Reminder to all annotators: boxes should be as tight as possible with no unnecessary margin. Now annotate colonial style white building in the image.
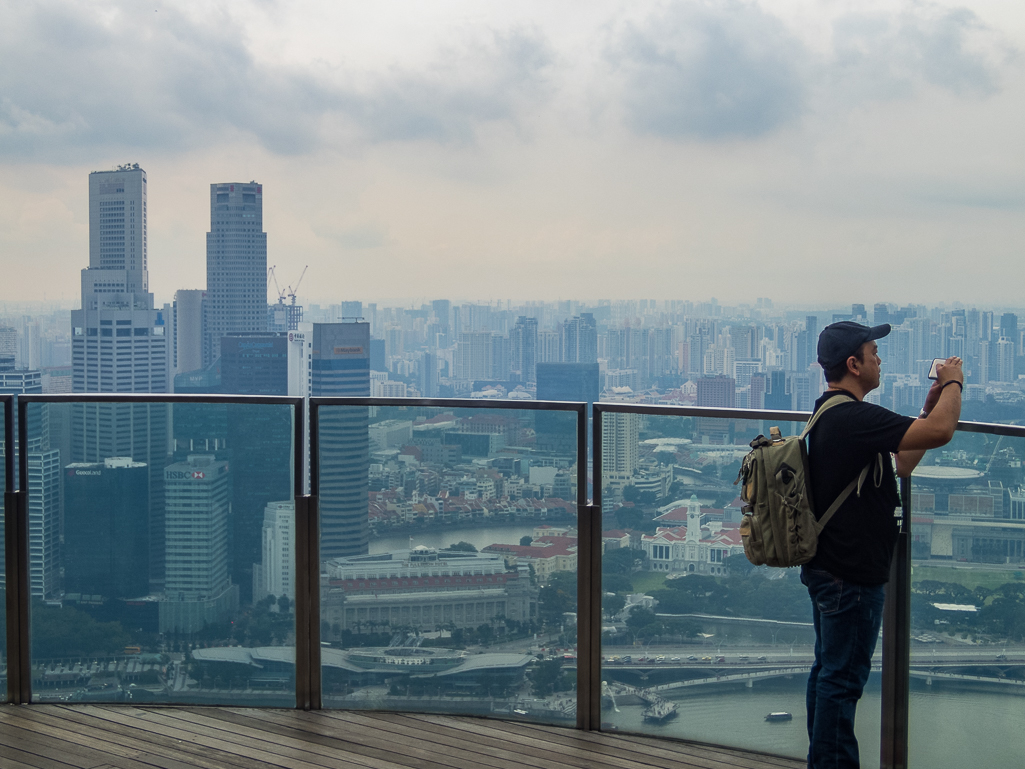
[640,495,744,576]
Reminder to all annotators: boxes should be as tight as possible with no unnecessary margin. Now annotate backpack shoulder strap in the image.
[814,465,871,533]
[799,393,854,440]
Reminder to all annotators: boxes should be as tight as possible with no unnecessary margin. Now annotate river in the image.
[605,677,1025,769]
[369,524,1025,767]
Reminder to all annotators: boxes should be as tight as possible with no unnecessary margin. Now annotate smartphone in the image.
[928,358,944,380]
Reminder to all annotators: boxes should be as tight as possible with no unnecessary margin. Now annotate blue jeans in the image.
[802,566,886,769]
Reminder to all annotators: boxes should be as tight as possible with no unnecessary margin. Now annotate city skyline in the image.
[1,1,1023,306]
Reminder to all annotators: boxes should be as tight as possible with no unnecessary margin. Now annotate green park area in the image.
[912,564,1025,592]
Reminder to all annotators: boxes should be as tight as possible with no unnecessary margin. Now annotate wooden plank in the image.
[321,710,642,769]
[123,707,406,769]
[68,709,354,769]
[0,719,121,769]
[0,740,83,769]
[166,707,478,769]
[391,712,803,769]
[232,708,612,769]
[6,706,260,769]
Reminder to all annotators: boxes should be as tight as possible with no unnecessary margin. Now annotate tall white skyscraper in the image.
[71,164,170,591]
[253,500,295,602]
[72,165,168,394]
[204,181,267,366]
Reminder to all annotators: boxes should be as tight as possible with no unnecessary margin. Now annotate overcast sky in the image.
[1,0,1022,308]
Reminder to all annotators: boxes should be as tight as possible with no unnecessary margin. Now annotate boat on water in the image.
[765,712,793,722]
[643,699,679,724]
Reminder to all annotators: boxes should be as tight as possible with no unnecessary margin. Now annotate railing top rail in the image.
[309,396,587,413]
[14,393,304,407]
[594,402,812,422]
[593,401,1025,439]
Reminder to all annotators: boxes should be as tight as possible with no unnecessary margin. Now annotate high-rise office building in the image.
[72,165,168,394]
[0,367,60,599]
[220,332,289,396]
[71,164,169,592]
[454,332,494,381]
[535,362,598,453]
[64,458,149,599]
[204,181,267,366]
[0,326,17,369]
[561,313,598,364]
[291,322,371,558]
[174,289,205,376]
[419,351,439,397]
[510,316,538,383]
[696,374,735,445]
[220,331,293,602]
[253,501,295,602]
[602,412,641,492]
[160,454,238,633]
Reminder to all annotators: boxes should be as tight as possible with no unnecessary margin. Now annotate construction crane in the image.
[268,265,286,304]
[286,265,307,306]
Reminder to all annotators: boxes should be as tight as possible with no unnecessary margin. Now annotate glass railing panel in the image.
[1,396,9,686]
[316,402,580,724]
[599,410,852,763]
[26,399,296,706]
[907,424,1025,769]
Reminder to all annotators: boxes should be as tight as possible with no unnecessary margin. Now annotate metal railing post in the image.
[575,406,604,730]
[5,489,28,704]
[880,476,913,769]
[294,494,321,710]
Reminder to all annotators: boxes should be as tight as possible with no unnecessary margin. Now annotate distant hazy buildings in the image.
[203,182,267,366]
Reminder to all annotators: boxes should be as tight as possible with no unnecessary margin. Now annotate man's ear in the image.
[847,355,860,377]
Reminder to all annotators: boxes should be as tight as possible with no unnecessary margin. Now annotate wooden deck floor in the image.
[0,705,806,769]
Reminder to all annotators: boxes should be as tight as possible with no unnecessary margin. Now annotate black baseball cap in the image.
[817,321,891,370]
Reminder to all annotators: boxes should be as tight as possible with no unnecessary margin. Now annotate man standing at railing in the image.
[804,321,963,769]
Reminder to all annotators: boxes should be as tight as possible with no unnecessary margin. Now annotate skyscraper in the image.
[510,316,538,383]
[160,454,238,633]
[292,322,371,558]
[64,458,149,598]
[561,313,598,364]
[72,165,168,394]
[71,164,170,591]
[0,367,60,599]
[204,181,268,366]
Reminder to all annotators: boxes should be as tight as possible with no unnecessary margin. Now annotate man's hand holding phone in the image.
[922,357,964,416]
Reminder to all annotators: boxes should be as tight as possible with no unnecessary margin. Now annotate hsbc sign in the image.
[166,469,209,481]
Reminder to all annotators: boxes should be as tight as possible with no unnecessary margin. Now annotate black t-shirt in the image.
[806,390,915,585]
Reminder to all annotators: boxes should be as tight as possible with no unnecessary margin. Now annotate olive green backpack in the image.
[736,395,877,567]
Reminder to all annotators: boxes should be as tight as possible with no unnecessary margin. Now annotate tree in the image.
[602,593,626,617]
[447,541,477,552]
[531,658,565,696]
[539,571,577,624]
[625,607,657,632]
[604,547,646,575]
[520,535,534,546]
[277,595,291,614]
